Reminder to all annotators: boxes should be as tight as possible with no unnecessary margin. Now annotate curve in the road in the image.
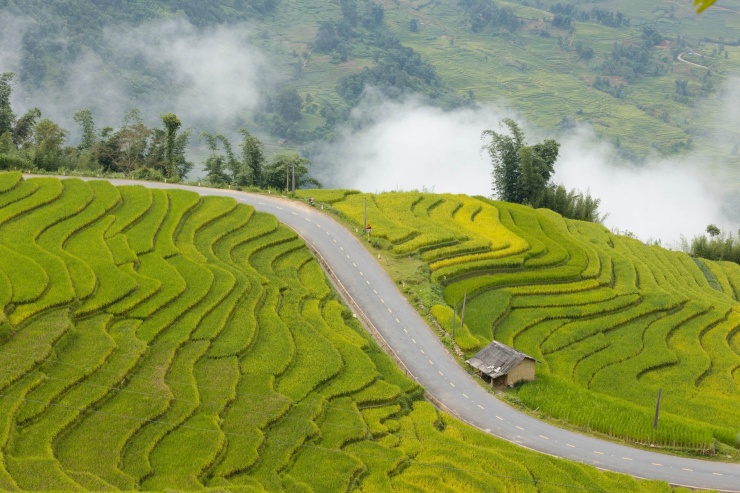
[51,177,740,492]
[677,52,709,70]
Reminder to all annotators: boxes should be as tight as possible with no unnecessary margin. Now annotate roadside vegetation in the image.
[0,73,317,189]
[304,187,740,454]
[0,172,683,492]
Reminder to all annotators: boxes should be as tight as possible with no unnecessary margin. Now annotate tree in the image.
[706,224,721,237]
[482,119,559,204]
[519,140,558,202]
[314,21,340,53]
[32,118,67,170]
[12,108,42,149]
[263,153,319,191]
[114,109,151,173]
[73,108,96,150]
[481,119,604,222]
[533,184,606,223]
[274,88,303,123]
[340,0,358,26]
[199,132,230,184]
[238,129,266,187]
[481,118,526,203]
[161,113,183,179]
[0,73,15,139]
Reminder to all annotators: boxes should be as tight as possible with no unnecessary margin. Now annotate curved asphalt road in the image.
[46,177,740,491]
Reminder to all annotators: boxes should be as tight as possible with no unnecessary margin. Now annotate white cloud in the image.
[110,18,272,124]
[315,92,740,246]
[2,15,272,134]
[313,95,516,195]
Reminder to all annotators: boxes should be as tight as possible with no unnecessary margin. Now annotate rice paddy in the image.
[0,173,679,491]
[309,189,740,451]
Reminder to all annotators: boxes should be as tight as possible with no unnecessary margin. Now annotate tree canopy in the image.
[482,119,605,223]
[482,118,559,204]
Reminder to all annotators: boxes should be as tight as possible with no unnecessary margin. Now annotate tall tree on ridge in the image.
[0,73,15,139]
[239,129,265,187]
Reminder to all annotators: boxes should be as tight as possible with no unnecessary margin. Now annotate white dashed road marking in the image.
[594,451,604,455]
[515,426,524,430]
[450,382,455,388]
[539,435,548,440]
[652,463,663,467]
[566,444,575,448]
[682,468,693,472]
[462,394,468,399]
[477,405,484,410]
[438,371,443,376]
[496,416,503,421]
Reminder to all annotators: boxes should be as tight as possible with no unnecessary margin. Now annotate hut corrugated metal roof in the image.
[466,340,535,379]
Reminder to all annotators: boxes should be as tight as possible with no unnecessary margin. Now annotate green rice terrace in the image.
[0,172,685,492]
[298,189,740,454]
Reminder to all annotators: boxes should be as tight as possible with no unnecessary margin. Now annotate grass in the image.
[317,188,740,452]
[0,174,701,491]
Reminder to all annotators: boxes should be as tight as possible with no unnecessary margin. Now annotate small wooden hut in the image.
[466,341,536,386]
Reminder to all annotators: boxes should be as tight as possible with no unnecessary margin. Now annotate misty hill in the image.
[0,172,677,492]
[2,0,739,163]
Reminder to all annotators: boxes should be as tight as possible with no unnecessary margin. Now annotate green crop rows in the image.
[318,190,740,451]
[0,173,677,492]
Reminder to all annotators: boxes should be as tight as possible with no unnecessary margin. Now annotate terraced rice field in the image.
[0,173,678,492]
[305,190,740,450]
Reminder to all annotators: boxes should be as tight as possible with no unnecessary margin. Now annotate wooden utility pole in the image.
[364,197,369,241]
[292,162,296,192]
[285,163,289,192]
[460,293,467,330]
[452,300,457,340]
[653,388,662,429]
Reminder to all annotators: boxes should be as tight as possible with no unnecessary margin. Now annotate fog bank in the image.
[2,15,272,135]
[314,92,740,247]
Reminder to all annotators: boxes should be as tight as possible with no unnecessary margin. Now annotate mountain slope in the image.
[304,188,740,451]
[0,172,679,492]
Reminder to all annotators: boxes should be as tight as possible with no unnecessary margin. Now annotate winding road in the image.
[50,177,740,491]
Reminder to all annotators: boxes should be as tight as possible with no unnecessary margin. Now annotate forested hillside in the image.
[2,0,739,171]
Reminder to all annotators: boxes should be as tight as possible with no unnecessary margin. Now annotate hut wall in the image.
[504,359,536,386]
